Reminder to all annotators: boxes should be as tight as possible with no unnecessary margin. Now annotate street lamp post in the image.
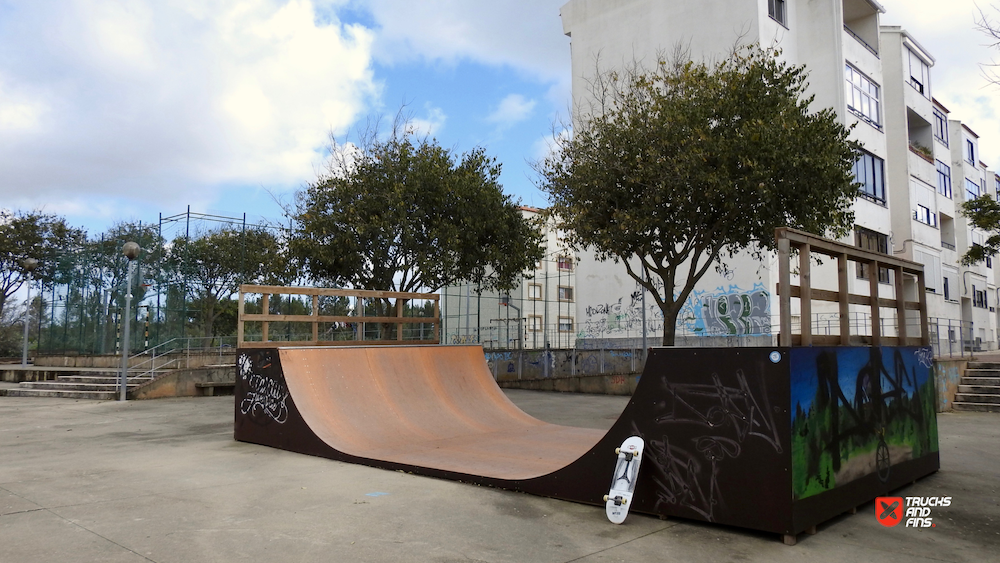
[119,242,141,401]
[21,258,38,366]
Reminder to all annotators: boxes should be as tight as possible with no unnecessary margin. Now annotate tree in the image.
[0,210,85,322]
[292,119,544,294]
[84,221,163,352]
[540,47,860,345]
[170,227,289,338]
[959,194,1000,265]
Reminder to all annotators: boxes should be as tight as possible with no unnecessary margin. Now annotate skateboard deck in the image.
[603,436,644,524]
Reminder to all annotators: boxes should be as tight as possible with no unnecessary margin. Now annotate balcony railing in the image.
[844,24,879,57]
[941,240,957,251]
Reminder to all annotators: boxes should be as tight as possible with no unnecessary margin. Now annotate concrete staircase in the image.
[4,372,158,400]
[954,362,1000,413]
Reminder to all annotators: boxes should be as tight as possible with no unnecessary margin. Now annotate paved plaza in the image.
[0,388,997,562]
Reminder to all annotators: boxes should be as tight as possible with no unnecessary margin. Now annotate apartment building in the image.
[440,208,578,349]
[558,0,907,347]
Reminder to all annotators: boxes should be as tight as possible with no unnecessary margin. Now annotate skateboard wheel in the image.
[615,448,621,454]
[603,495,609,502]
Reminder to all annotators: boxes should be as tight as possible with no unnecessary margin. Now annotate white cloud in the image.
[0,0,377,208]
[487,94,537,129]
[363,0,571,84]
[407,104,447,137]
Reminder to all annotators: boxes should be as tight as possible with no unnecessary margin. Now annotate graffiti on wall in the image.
[577,280,665,342]
[678,283,770,337]
[643,367,783,522]
[579,280,770,341]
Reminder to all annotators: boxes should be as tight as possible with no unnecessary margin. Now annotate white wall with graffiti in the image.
[574,251,776,348]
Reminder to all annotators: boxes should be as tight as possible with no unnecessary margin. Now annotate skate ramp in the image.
[235,345,940,537]
[276,345,604,480]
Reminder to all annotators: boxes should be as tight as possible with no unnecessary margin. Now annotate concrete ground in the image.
[0,390,997,563]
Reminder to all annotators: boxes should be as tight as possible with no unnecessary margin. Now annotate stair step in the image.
[960,377,1000,386]
[962,369,1000,377]
[966,362,1000,370]
[952,402,1000,413]
[958,385,1000,394]
[18,382,140,392]
[4,388,119,400]
[55,375,155,385]
[955,393,1000,404]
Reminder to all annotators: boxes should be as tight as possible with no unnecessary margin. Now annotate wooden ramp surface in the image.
[278,346,605,480]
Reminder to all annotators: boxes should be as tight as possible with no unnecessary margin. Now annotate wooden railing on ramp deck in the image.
[776,227,929,347]
[237,285,440,348]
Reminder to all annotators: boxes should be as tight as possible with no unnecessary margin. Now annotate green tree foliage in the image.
[540,47,860,345]
[0,210,85,321]
[292,120,544,295]
[959,194,1000,266]
[169,227,289,338]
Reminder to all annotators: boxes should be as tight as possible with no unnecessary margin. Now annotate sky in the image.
[0,0,998,239]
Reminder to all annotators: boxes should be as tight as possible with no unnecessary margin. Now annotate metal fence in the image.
[928,318,981,358]
[484,348,645,380]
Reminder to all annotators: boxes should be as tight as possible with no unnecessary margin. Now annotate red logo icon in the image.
[876,497,904,527]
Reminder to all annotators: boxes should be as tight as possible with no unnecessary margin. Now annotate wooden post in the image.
[312,294,319,344]
[778,235,791,347]
[869,262,880,346]
[262,293,270,343]
[894,266,907,343]
[434,299,440,343]
[237,289,246,347]
[800,244,812,346]
[397,299,404,341]
[838,254,850,345]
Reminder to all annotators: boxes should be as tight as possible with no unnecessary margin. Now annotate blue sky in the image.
[1,0,997,238]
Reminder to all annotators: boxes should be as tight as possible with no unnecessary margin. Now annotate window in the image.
[943,276,951,301]
[846,64,881,128]
[558,286,574,301]
[527,284,542,300]
[973,285,988,309]
[768,0,786,26]
[853,151,886,204]
[557,255,574,271]
[966,178,983,200]
[936,160,952,198]
[528,315,543,332]
[855,227,890,283]
[908,49,930,97]
[967,139,976,164]
[558,317,574,332]
[933,110,948,146]
[914,205,937,227]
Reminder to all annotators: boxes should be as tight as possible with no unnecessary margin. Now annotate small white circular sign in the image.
[769,351,782,364]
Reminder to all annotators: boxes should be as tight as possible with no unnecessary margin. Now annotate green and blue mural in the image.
[790,347,939,500]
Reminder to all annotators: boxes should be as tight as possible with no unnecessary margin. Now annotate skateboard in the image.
[603,436,644,524]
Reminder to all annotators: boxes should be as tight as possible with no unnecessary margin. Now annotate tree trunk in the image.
[659,302,684,346]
